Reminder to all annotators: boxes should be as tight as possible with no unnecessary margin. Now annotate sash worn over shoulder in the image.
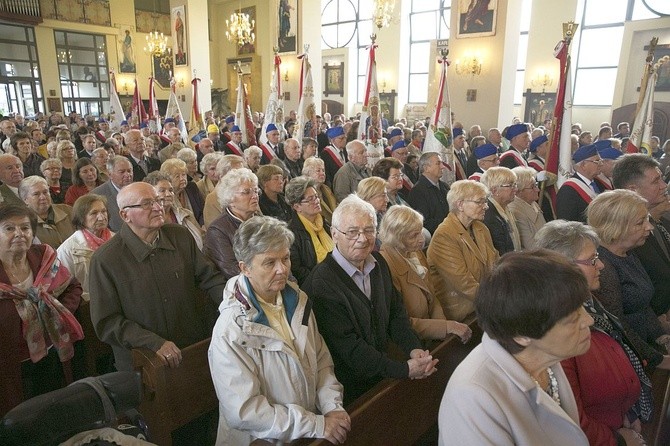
[468,172,482,182]
[562,177,597,203]
[226,141,243,156]
[260,143,277,161]
[500,149,528,167]
[528,158,545,172]
[594,173,613,191]
[323,145,344,168]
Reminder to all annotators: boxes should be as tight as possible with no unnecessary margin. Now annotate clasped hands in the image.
[407,348,439,380]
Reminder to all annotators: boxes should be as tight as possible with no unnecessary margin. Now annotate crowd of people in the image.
[1,108,670,445]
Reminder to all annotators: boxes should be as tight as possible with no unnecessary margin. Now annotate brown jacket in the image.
[380,246,449,341]
[427,212,499,322]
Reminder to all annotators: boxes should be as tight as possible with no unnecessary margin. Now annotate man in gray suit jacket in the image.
[0,154,25,205]
[91,156,134,232]
[332,140,370,202]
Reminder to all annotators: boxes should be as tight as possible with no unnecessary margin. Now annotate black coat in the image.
[483,200,515,255]
[126,155,161,182]
[634,217,670,315]
[302,252,422,405]
[556,174,595,223]
[288,216,329,285]
[407,175,449,235]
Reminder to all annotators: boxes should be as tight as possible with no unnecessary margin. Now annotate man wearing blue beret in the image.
[468,143,499,182]
[556,143,603,223]
[500,123,530,169]
[321,126,348,187]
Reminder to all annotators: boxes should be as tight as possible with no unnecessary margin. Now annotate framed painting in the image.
[237,7,256,56]
[324,62,344,96]
[153,53,173,89]
[277,0,298,54]
[172,5,187,66]
[118,26,136,73]
[523,90,556,127]
[648,44,670,92]
[457,0,497,38]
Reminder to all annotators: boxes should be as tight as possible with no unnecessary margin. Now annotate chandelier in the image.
[226,11,255,47]
[144,31,170,57]
[372,0,395,30]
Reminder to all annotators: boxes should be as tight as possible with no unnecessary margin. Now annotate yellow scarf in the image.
[298,213,334,263]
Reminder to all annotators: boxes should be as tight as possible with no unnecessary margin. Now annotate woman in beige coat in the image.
[379,205,472,343]
[427,180,499,322]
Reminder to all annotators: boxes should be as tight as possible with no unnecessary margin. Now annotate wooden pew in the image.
[642,368,670,446]
[77,300,113,377]
[132,338,217,446]
[291,314,482,446]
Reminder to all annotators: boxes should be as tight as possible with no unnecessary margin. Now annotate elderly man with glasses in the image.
[89,182,226,372]
[302,195,437,405]
[556,143,604,223]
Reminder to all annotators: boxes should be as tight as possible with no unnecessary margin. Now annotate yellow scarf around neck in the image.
[298,213,334,263]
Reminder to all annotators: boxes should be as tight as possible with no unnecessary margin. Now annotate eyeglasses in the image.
[388,174,402,180]
[522,182,540,190]
[122,198,165,210]
[583,158,604,165]
[499,183,518,189]
[236,188,261,196]
[464,196,490,206]
[334,226,377,240]
[574,252,599,266]
[300,194,320,204]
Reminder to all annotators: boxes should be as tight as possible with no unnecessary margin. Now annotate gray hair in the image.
[19,175,48,200]
[244,145,262,158]
[107,155,131,173]
[345,139,365,158]
[511,166,537,189]
[216,154,245,178]
[176,147,197,163]
[143,171,172,186]
[92,147,108,158]
[447,180,489,210]
[40,158,62,173]
[332,194,377,229]
[534,220,600,259]
[379,205,423,250]
[200,152,223,174]
[481,166,516,190]
[284,176,317,206]
[302,157,325,176]
[216,167,258,208]
[418,152,439,174]
[233,216,295,265]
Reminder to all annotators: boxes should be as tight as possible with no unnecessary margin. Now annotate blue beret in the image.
[326,126,345,139]
[593,139,612,151]
[266,123,278,133]
[507,123,529,140]
[391,140,406,152]
[453,127,464,138]
[231,125,241,132]
[120,120,128,126]
[98,117,107,123]
[474,143,498,159]
[529,135,548,153]
[139,122,148,128]
[572,143,599,163]
[225,115,235,124]
[164,117,175,124]
[599,147,623,160]
[388,128,403,138]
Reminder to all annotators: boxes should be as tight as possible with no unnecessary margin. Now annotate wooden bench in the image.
[642,368,670,446]
[291,314,482,446]
[132,338,217,446]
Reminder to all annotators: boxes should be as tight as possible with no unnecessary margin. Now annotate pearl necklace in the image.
[532,367,561,407]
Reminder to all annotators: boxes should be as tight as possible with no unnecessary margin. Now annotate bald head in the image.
[117,182,165,236]
[117,181,155,209]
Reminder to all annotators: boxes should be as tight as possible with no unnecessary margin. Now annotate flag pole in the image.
[634,37,658,120]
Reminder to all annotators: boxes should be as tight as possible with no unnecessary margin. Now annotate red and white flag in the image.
[627,70,657,155]
[295,49,316,140]
[165,77,189,145]
[108,70,125,132]
[130,78,147,128]
[148,77,161,135]
[260,53,284,144]
[359,40,381,144]
[547,39,574,189]
[424,53,453,154]
[235,71,257,147]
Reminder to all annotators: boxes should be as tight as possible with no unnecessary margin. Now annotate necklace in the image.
[4,261,30,283]
[532,367,561,407]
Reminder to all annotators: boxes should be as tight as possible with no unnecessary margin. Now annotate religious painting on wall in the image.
[277,0,298,54]
[523,90,556,127]
[118,26,136,73]
[172,5,187,66]
[324,62,344,96]
[237,7,257,56]
[650,44,670,92]
[457,0,497,38]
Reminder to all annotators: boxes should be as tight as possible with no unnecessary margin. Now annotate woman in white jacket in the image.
[208,216,350,445]
[57,194,113,301]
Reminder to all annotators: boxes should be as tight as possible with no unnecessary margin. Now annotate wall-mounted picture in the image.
[237,6,256,56]
[650,44,670,91]
[154,53,174,89]
[118,27,136,73]
[277,0,298,54]
[457,0,497,38]
[324,62,344,96]
[523,90,556,127]
[172,5,187,66]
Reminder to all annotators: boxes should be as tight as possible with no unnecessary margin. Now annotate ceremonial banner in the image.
[295,49,316,140]
[108,70,125,132]
[189,76,204,141]
[130,78,147,128]
[235,71,258,147]
[627,70,657,155]
[165,78,189,145]
[260,53,284,144]
[148,77,162,135]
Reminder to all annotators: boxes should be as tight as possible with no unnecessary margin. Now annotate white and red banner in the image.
[295,49,316,140]
[108,70,125,132]
[359,40,381,144]
[148,77,161,135]
[235,71,257,147]
[627,70,657,155]
[547,38,574,189]
[260,53,284,144]
[189,76,204,141]
[165,78,189,145]
[130,78,147,129]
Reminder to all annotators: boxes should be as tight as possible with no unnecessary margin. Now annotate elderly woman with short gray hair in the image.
[203,154,246,227]
[285,176,333,285]
[508,166,546,249]
[40,158,67,204]
[481,166,521,255]
[208,216,349,445]
[197,152,224,199]
[303,157,337,226]
[19,176,74,249]
[161,158,205,225]
[203,168,260,280]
